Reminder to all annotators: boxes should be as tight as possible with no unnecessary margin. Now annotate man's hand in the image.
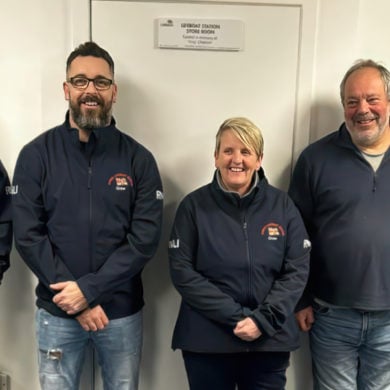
[295,306,314,331]
[76,305,109,332]
[50,281,88,315]
[233,317,262,341]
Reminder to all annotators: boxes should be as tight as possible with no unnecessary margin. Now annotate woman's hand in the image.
[233,317,262,341]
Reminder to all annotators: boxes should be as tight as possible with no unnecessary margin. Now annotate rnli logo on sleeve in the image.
[5,185,18,195]
[169,239,180,249]
[261,223,285,241]
[156,190,164,200]
[108,173,134,191]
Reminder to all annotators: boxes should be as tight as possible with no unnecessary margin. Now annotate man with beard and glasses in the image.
[289,59,390,390]
[12,41,163,390]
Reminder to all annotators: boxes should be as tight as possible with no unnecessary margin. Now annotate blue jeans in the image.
[182,350,290,390]
[310,302,390,390]
[36,308,142,390]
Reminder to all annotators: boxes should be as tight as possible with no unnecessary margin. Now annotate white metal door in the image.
[92,0,301,191]
[90,1,315,389]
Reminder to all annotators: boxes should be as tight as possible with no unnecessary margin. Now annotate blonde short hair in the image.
[215,117,264,158]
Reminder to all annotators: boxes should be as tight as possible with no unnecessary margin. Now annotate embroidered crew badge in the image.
[261,222,285,241]
[108,173,133,191]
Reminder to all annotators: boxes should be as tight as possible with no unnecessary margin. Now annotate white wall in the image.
[0,1,78,388]
[1,0,390,389]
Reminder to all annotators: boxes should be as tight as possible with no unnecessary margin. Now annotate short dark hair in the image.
[66,41,115,76]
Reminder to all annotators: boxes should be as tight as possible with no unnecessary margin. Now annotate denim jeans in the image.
[310,302,390,390]
[182,350,290,390]
[36,308,143,390]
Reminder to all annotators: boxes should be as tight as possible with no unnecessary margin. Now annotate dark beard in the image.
[70,95,112,130]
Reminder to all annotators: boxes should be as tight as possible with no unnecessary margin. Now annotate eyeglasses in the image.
[68,76,113,91]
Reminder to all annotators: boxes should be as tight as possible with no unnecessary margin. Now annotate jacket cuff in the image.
[295,291,313,312]
[249,310,276,338]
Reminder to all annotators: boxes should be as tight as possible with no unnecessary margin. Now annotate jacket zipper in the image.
[243,216,253,352]
[243,217,252,304]
[88,161,93,270]
[356,148,379,192]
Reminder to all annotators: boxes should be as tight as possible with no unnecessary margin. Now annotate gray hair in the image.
[340,59,390,104]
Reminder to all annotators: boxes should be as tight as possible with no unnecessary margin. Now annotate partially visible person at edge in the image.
[0,160,12,285]
[169,117,311,390]
[289,59,390,390]
[12,41,163,390]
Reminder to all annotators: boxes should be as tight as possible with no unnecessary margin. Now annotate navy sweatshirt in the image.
[289,123,390,310]
[13,114,163,318]
[169,169,310,353]
[0,160,12,280]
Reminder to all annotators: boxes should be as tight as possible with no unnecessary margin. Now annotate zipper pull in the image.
[88,166,92,189]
